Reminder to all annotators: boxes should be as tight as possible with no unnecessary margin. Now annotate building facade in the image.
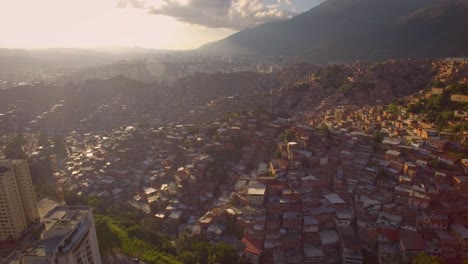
[22,206,102,264]
[0,159,39,241]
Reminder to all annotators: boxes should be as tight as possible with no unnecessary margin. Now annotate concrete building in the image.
[21,206,102,264]
[303,245,325,264]
[248,187,266,206]
[334,209,354,228]
[0,159,39,241]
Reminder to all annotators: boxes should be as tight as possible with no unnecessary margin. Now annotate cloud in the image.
[119,0,296,30]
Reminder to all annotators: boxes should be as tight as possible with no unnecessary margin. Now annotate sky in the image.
[0,0,325,50]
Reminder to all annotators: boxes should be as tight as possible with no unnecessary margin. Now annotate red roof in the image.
[242,237,263,256]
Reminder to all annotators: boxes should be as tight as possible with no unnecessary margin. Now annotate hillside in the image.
[3,59,467,133]
[200,0,468,62]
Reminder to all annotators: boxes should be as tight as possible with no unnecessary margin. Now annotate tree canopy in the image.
[412,252,441,264]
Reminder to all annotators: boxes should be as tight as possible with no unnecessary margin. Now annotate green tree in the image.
[38,133,50,147]
[95,216,122,253]
[52,135,67,158]
[62,190,79,204]
[226,217,244,239]
[95,216,181,264]
[373,131,384,144]
[230,194,241,206]
[174,234,243,264]
[29,155,54,185]
[318,65,343,89]
[280,130,296,142]
[274,149,282,159]
[386,104,399,114]
[126,225,146,240]
[4,135,27,159]
[231,135,250,148]
[412,252,441,264]
[288,82,309,92]
[187,125,200,135]
[318,124,331,140]
[376,168,393,182]
[178,251,197,264]
[209,243,240,264]
[34,184,59,199]
[430,80,445,88]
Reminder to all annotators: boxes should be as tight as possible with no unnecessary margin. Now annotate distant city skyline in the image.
[0,0,325,50]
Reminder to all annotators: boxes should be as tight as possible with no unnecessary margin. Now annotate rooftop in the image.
[242,237,262,256]
[24,206,94,258]
[169,210,183,220]
[303,215,319,225]
[319,230,339,245]
[37,196,61,219]
[304,245,325,258]
[386,150,401,156]
[324,193,346,205]
[248,188,266,196]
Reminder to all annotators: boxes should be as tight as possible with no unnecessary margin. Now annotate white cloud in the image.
[120,0,296,30]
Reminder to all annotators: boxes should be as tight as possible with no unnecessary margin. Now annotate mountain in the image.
[199,0,468,62]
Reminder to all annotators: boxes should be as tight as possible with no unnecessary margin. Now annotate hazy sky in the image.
[0,0,324,50]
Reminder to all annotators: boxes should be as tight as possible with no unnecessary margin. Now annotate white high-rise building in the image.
[22,206,102,264]
[0,159,39,241]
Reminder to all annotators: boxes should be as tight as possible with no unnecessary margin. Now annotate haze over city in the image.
[0,1,468,264]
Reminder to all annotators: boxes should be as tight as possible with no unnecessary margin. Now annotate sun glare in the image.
[0,0,234,49]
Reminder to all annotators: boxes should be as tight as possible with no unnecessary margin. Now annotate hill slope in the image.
[200,0,468,62]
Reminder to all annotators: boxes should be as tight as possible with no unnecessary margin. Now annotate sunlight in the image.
[0,0,234,49]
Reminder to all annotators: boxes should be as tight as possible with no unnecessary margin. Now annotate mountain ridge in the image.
[199,0,468,62]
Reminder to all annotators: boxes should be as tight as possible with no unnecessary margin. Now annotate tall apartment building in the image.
[21,206,102,264]
[0,159,39,241]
